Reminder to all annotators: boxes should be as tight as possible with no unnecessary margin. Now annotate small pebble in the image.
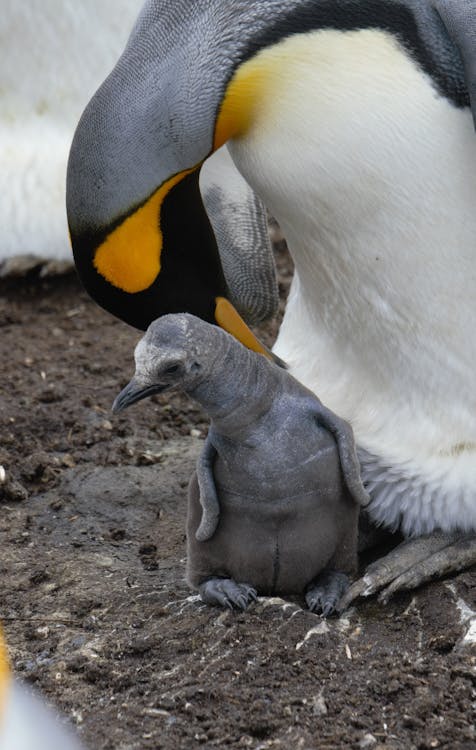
[94,555,114,568]
[0,471,29,502]
[359,734,377,749]
[311,692,328,717]
[142,708,170,718]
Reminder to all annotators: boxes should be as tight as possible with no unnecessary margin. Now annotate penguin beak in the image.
[112,378,167,413]
[214,297,286,367]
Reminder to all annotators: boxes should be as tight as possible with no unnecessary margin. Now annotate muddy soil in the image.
[0,251,475,750]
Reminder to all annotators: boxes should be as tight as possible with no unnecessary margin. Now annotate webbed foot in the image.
[339,532,476,610]
[306,570,350,617]
[199,578,258,611]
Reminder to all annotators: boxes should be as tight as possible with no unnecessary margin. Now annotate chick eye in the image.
[163,364,180,375]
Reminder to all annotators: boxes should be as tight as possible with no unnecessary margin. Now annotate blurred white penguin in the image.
[0,0,142,274]
[0,627,84,750]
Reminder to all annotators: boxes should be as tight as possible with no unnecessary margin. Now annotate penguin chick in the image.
[113,313,369,615]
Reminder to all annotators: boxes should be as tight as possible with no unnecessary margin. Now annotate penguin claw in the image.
[199,578,257,611]
[338,533,476,610]
[306,571,350,617]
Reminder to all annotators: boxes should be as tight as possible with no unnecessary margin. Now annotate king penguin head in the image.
[66,0,285,355]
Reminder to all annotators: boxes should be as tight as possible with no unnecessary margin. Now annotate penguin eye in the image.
[163,363,181,375]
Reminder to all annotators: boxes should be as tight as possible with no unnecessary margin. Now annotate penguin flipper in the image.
[311,403,370,507]
[200,146,279,326]
[195,434,220,541]
[433,0,476,127]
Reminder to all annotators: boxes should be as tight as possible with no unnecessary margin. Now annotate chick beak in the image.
[112,378,166,413]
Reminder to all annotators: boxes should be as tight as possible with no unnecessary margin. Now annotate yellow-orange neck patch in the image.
[94,168,196,294]
[214,68,261,150]
[0,626,10,724]
[213,40,297,150]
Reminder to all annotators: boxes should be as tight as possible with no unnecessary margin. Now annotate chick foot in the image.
[339,532,476,610]
[306,570,350,617]
[199,578,258,610]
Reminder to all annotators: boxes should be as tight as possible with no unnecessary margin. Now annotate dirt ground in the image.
[0,250,475,750]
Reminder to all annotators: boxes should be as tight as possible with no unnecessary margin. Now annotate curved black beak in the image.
[112,379,167,413]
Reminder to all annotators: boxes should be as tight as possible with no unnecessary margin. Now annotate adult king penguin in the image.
[67,0,476,605]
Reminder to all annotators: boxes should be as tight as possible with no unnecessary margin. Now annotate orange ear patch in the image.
[94,168,196,293]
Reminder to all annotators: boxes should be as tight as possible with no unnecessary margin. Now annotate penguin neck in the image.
[188,341,280,438]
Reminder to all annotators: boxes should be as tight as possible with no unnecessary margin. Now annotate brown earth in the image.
[0,250,475,750]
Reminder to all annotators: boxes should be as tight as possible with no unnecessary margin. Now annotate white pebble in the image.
[359,733,377,749]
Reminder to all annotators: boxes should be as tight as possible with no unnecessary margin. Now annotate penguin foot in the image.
[199,578,258,611]
[305,570,350,617]
[0,255,73,278]
[338,532,476,610]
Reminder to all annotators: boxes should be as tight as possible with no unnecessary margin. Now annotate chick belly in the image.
[189,487,339,595]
